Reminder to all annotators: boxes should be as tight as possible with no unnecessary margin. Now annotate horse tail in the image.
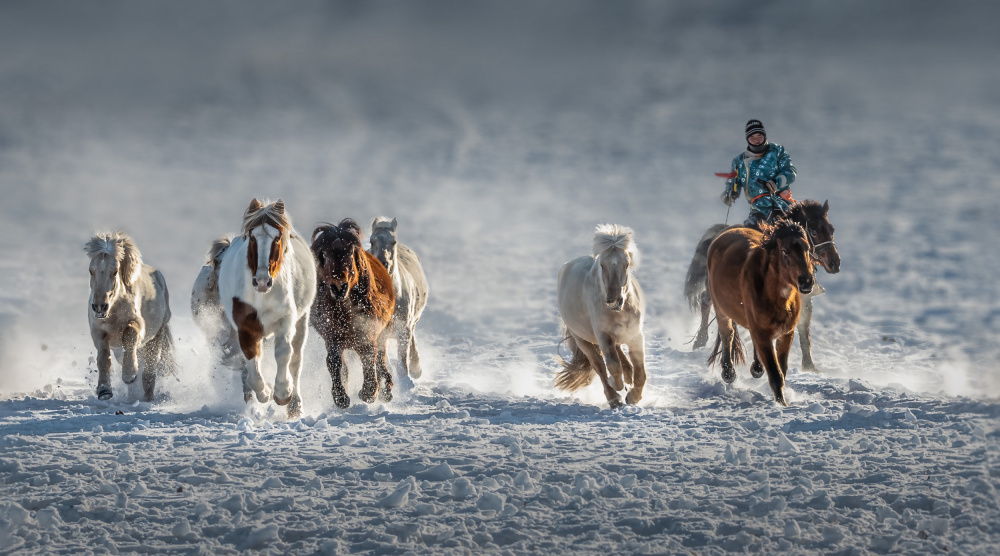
[706,327,746,368]
[208,236,233,269]
[555,332,595,392]
[685,224,727,313]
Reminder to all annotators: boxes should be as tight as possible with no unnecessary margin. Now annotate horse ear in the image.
[273,199,285,214]
[823,200,829,214]
[390,217,397,232]
[247,198,262,214]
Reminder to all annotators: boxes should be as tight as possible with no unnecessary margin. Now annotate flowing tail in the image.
[707,326,745,369]
[684,224,728,312]
[555,333,595,391]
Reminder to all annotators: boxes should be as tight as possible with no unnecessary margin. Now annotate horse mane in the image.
[84,231,143,289]
[312,219,363,250]
[242,199,292,238]
[787,199,825,225]
[371,216,396,233]
[593,224,640,268]
[760,220,807,250]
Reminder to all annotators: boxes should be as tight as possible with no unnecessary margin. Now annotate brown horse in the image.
[686,199,840,370]
[311,219,396,408]
[707,220,815,406]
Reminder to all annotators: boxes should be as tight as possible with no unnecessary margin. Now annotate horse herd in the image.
[85,197,839,415]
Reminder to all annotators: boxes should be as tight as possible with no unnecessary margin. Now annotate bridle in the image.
[803,220,836,264]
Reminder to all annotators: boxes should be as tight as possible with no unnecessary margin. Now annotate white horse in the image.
[208,199,316,419]
[369,217,429,379]
[555,224,647,409]
[85,231,174,401]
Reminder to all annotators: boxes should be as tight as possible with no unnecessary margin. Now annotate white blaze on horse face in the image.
[90,253,120,318]
[599,250,630,310]
[249,224,281,294]
[370,229,397,274]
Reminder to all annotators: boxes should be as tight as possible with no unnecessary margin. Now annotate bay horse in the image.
[369,217,429,380]
[85,231,174,401]
[213,199,316,419]
[706,220,815,406]
[685,199,840,370]
[555,224,647,409]
[311,219,396,408]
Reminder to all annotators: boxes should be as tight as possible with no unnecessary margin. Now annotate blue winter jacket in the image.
[724,143,797,216]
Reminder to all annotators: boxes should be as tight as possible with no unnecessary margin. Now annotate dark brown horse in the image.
[707,221,815,406]
[686,199,840,370]
[311,219,396,408]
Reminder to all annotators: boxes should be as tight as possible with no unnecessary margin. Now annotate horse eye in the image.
[810,230,817,236]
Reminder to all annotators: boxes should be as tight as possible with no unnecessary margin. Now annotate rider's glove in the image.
[756,179,777,193]
[721,192,734,206]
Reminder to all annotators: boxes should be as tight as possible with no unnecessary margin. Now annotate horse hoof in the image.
[273,394,292,406]
[750,361,764,378]
[407,365,422,379]
[721,365,736,384]
[97,386,113,401]
[607,396,624,410]
[333,393,351,409]
[693,335,708,351]
[122,372,138,385]
[625,390,642,405]
[287,398,302,419]
[359,387,377,404]
[379,388,393,403]
[255,388,272,404]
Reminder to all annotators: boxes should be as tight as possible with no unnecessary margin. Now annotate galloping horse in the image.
[555,224,647,409]
[686,199,840,370]
[212,199,316,419]
[706,221,815,406]
[85,231,174,401]
[369,217,429,380]
[311,219,396,408]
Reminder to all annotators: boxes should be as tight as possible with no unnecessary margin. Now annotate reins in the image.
[803,220,836,263]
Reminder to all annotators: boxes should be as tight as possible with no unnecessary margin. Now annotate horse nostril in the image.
[266,278,273,288]
[252,277,258,287]
[92,304,98,312]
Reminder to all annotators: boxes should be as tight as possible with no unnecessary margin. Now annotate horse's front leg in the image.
[395,320,413,379]
[272,327,294,408]
[283,314,309,419]
[120,321,143,385]
[715,314,738,384]
[615,345,634,387]
[797,294,817,372]
[326,344,350,409]
[776,330,795,379]
[94,331,114,400]
[575,336,622,409]
[751,330,786,407]
[357,339,380,404]
[237,325,270,404]
[624,334,647,406]
[598,334,625,392]
[693,291,712,350]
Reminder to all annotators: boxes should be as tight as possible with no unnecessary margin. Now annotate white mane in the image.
[371,216,395,232]
[84,230,142,286]
[593,224,639,268]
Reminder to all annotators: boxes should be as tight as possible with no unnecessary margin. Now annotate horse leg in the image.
[598,334,625,392]
[776,331,794,380]
[326,345,350,409]
[750,351,764,378]
[798,294,818,372]
[95,332,114,400]
[284,315,308,419]
[357,340,380,404]
[576,336,622,409]
[272,329,295,407]
[751,330,787,407]
[615,345,634,387]
[377,328,394,403]
[396,321,412,379]
[624,334,647,405]
[121,321,142,385]
[716,316,738,384]
[138,334,159,402]
[245,356,271,404]
[407,326,423,379]
[693,291,712,350]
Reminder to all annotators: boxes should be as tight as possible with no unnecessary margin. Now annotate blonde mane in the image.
[84,230,143,288]
[593,224,640,268]
[242,199,292,238]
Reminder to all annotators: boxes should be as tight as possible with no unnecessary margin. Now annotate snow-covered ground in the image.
[2,1,999,553]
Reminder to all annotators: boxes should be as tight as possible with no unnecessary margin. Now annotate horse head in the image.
[788,200,840,274]
[242,198,290,294]
[593,224,639,311]
[85,231,142,319]
[765,220,815,295]
[313,219,365,301]
[369,217,398,275]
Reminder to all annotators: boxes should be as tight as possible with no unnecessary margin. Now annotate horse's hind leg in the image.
[751,330,787,407]
[750,351,764,378]
[395,322,413,379]
[598,334,626,392]
[798,295,817,372]
[377,328,394,402]
[776,331,794,380]
[624,334,647,406]
[693,291,712,350]
[577,336,622,409]
[615,345,633,387]
[715,316,738,384]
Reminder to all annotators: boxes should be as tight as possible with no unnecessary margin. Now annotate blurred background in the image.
[1,1,998,403]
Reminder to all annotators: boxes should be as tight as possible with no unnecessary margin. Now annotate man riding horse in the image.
[721,119,797,228]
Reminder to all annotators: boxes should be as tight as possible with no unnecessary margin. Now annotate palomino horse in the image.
[707,221,815,406]
[85,231,174,401]
[212,199,316,419]
[555,224,647,409]
[369,217,429,380]
[686,199,840,370]
[311,219,396,408]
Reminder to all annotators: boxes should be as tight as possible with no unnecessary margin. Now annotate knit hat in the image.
[745,119,766,141]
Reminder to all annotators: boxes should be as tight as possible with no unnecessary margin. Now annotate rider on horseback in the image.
[721,119,797,228]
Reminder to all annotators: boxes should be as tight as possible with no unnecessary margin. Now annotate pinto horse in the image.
[85,231,174,401]
[707,221,815,406]
[212,199,316,419]
[311,219,396,408]
[555,224,647,409]
[686,199,840,370]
